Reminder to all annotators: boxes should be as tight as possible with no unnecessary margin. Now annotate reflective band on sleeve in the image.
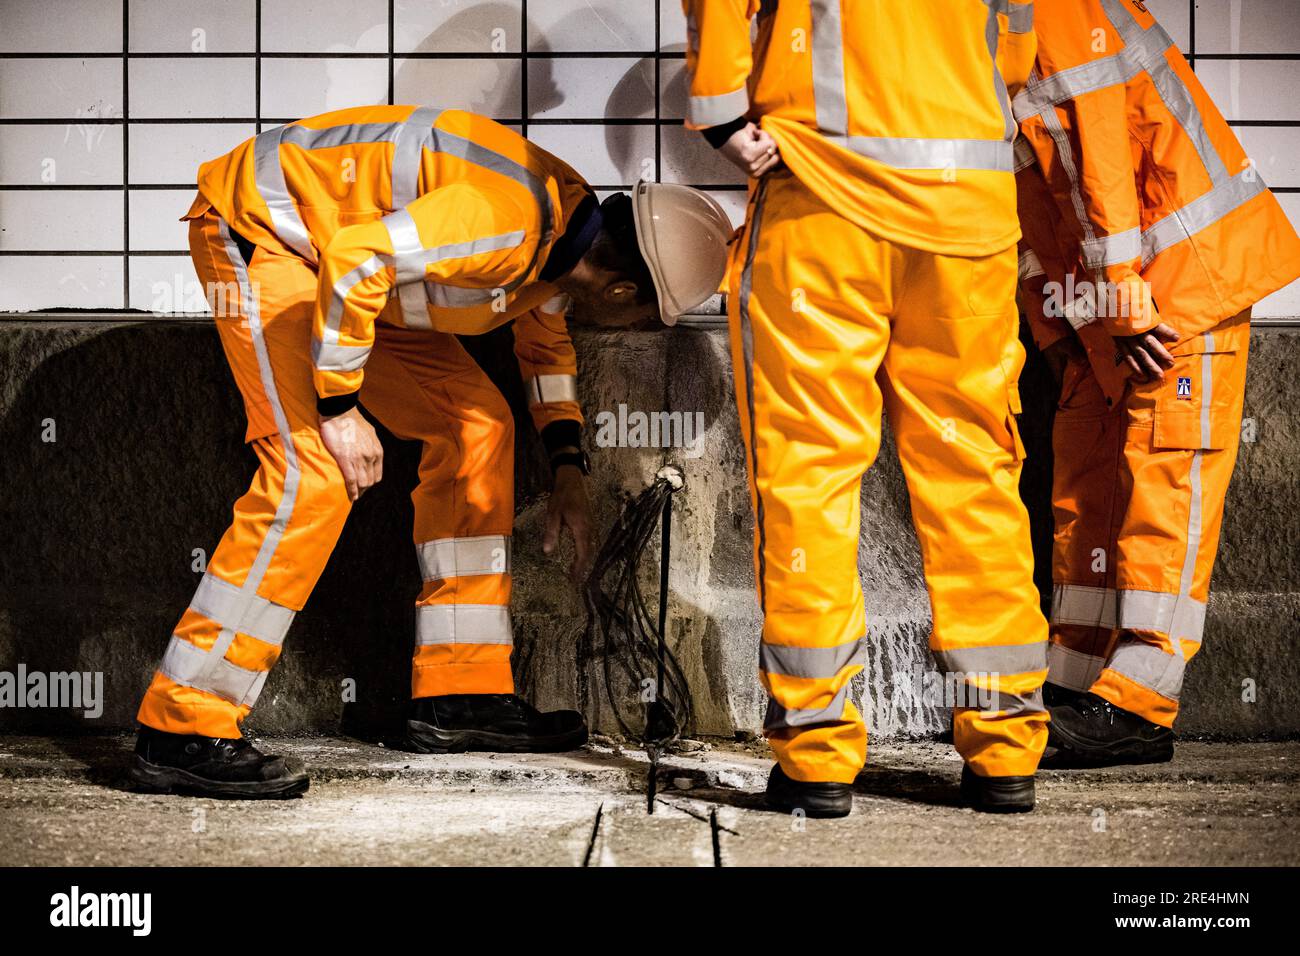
[416,535,511,582]
[975,687,1046,717]
[933,642,1047,677]
[383,207,434,330]
[1013,135,1036,172]
[1105,641,1186,700]
[525,374,578,406]
[323,253,390,346]
[1141,170,1267,267]
[312,339,372,372]
[763,682,851,731]
[838,135,1013,172]
[1118,590,1206,643]
[1062,290,1098,330]
[1080,227,1141,270]
[159,635,270,708]
[759,637,865,681]
[541,293,571,316]
[253,125,318,264]
[189,572,296,647]
[687,86,750,128]
[1019,249,1044,281]
[415,604,513,646]
[1047,642,1107,692]
[1052,583,1117,628]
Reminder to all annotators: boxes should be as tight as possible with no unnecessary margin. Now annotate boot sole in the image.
[403,719,589,754]
[764,792,852,819]
[128,756,309,800]
[1047,720,1174,767]
[960,773,1035,813]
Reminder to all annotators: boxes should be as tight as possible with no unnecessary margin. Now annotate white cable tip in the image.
[656,464,685,490]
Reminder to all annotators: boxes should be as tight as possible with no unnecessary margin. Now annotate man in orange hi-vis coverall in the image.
[1014,0,1300,765]
[129,106,731,798]
[685,0,1048,816]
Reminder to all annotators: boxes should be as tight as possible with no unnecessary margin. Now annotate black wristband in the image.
[317,392,360,417]
[702,116,747,149]
[550,450,590,476]
[540,419,583,458]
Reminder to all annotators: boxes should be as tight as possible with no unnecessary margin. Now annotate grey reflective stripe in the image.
[1006,1,1033,33]
[190,572,296,647]
[933,642,1048,676]
[425,282,498,309]
[1098,0,1228,184]
[322,253,389,346]
[687,86,749,128]
[280,121,404,152]
[525,374,577,406]
[390,106,443,209]
[738,180,770,613]
[983,0,1017,146]
[809,0,849,137]
[1141,170,1267,267]
[1012,24,1171,120]
[1106,641,1185,699]
[1052,583,1117,628]
[1117,589,1207,643]
[764,682,851,732]
[1036,91,1097,245]
[312,339,371,372]
[759,638,865,680]
[1080,226,1141,270]
[253,125,317,264]
[161,219,304,705]
[977,688,1046,717]
[415,604,513,646]
[159,635,269,708]
[1019,249,1044,281]
[1062,289,1098,330]
[416,535,511,582]
[835,135,1013,172]
[1013,135,1036,172]
[417,230,527,318]
[384,207,433,330]
[1047,642,1106,692]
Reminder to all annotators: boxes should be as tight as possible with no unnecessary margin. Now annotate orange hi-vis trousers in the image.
[1049,309,1251,727]
[728,172,1049,784]
[136,208,516,739]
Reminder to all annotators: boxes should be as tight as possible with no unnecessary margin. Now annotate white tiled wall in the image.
[0,0,1297,315]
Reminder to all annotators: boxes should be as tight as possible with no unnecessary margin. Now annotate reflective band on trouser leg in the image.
[136,213,351,737]
[728,175,875,785]
[356,323,519,698]
[882,242,1048,777]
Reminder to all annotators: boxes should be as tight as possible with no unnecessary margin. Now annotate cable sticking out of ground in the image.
[584,465,689,815]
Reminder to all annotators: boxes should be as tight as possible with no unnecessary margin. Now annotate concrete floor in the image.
[1,734,1296,866]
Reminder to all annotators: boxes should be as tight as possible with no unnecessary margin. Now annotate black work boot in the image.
[129,726,309,799]
[1042,681,1087,709]
[404,694,588,754]
[960,765,1035,813]
[764,763,853,819]
[1046,692,1174,766]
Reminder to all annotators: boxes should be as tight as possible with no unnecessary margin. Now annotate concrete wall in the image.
[2,318,1296,739]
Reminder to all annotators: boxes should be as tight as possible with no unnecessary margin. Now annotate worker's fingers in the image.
[569,517,592,584]
[1134,346,1165,381]
[1121,349,1146,382]
[542,502,563,555]
[751,152,781,177]
[1142,333,1176,369]
[1151,322,1181,343]
[337,456,360,502]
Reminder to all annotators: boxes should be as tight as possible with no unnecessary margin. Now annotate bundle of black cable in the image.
[583,466,689,811]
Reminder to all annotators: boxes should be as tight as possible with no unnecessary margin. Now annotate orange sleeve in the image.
[682,0,758,131]
[312,183,539,407]
[513,294,583,434]
[1016,0,1159,337]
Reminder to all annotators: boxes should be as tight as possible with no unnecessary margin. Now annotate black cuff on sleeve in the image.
[541,419,583,458]
[317,392,360,418]
[702,117,747,149]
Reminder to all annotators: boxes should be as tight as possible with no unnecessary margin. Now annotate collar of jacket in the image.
[540,192,602,282]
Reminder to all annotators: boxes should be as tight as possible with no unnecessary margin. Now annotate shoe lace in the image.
[1080,696,1118,724]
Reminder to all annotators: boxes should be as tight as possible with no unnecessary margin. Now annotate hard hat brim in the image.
[632,181,680,327]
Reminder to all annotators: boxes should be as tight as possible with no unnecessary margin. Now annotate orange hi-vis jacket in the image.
[189,105,591,430]
[1015,0,1300,339]
[682,0,1037,256]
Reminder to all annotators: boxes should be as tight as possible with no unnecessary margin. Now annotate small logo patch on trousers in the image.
[1177,376,1193,399]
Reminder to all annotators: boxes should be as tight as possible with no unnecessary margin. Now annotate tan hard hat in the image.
[631,181,733,326]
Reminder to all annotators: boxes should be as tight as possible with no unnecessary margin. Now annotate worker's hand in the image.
[1115,323,1179,383]
[719,122,782,178]
[319,405,383,501]
[543,465,593,585]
